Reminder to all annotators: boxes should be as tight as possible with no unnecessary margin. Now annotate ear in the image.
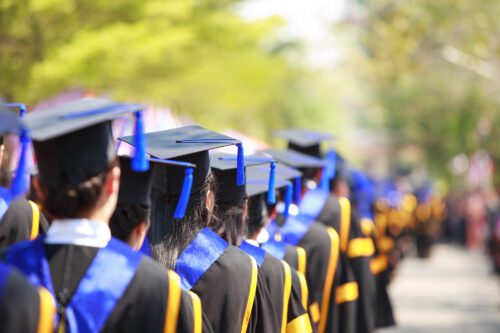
[105,166,121,196]
[205,189,214,213]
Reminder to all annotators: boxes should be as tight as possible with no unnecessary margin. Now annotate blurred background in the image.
[1,0,500,331]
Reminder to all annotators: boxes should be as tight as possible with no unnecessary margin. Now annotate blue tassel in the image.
[283,183,293,219]
[10,129,29,197]
[236,143,245,185]
[267,162,276,204]
[174,167,194,219]
[320,150,336,192]
[132,111,149,172]
[294,176,302,204]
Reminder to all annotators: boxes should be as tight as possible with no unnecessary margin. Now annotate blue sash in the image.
[139,236,152,257]
[260,237,287,260]
[280,215,315,246]
[175,227,228,290]
[7,237,143,333]
[298,189,329,220]
[239,240,266,267]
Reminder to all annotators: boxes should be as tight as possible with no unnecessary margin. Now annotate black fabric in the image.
[43,242,207,333]
[348,212,376,333]
[0,198,49,250]
[260,254,308,328]
[282,244,301,272]
[334,254,357,333]
[289,267,313,330]
[296,222,338,333]
[212,168,246,209]
[288,142,322,158]
[0,265,40,333]
[191,245,279,333]
[118,156,154,205]
[33,122,115,187]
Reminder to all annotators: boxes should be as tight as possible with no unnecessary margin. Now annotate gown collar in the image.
[45,219,111,248]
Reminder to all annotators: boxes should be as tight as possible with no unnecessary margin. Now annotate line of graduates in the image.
[0,98,404,333]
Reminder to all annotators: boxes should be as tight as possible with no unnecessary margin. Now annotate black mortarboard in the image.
[274,128,333,158]
[22,98,147,187]
[261,148,325,169]
[118,155,195,218]
[119,126,244,217]
[210,153,273,209]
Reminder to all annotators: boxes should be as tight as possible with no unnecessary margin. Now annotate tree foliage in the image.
[346,0,500,178]
[0,0,340,139]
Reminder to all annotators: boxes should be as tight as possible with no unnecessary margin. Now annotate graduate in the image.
[0,262,55,333]
[4,98,197,332]
[210,153,313,333]
[275,129,376,333]
[0,103,48,248]
[263,148,354,333]
[110,155,214,332]
[120,125,279,333]
[349,169,396,328]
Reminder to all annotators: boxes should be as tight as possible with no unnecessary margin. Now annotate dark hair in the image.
[40,171,107,219]
[213,202,247,246]
[109,203,150,242]
[246,195,266,239]
[149,173,216,269]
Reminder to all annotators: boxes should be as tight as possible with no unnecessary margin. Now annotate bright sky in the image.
[238,0,347,67]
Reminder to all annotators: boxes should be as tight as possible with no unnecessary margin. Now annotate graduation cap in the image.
[210,153,274,209]
[22,98,147,188]
[118,155,195,219]
[0,102,29,198]
[246,163,302,218]
[119,125,244,218]
[274,128,333,158]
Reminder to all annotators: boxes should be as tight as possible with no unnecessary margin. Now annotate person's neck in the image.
[83,209,110,225]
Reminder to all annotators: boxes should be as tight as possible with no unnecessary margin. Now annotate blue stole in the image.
[298,189,329,220]
[261,237,288,261]
[139,236,152,257]
[277,189,329,246]
[7,237,143,333]
[175,227,228,290]
[239,240,266,267]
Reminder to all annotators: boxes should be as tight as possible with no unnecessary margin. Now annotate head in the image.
[246,194,266,240]
[211,167,249,246]
[109,203,149,250]
[149,151,216,269]
[32,122,121,222]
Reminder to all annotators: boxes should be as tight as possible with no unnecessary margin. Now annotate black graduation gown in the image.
[0,198,49,249]
[258,251,312,332]
[188,245,279,333]
[5,242,211,333]
[314,196,357,333]
[282,244,307,277]
[285,220,339,333]
[0,263,54,333]
[348,213,377,333]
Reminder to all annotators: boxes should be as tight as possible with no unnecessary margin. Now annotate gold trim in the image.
[296,246,307,276]
[297,272,309,310]
[28,200,40,240]
[347,238,375,259]
[335,282,358,304]
[318,227,339,333]
[338,197,351,253]
[164,270,182,333]
[188,291,202,333]
[37,287,55,333]
[281,261,292,333]
[286,313,313,333]
[370,255,389,275]
[309,302,320,324]
[241,257,258,333]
